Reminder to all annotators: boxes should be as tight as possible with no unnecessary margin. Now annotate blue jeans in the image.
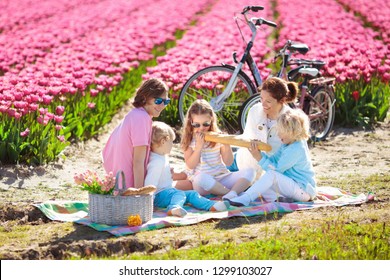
[154,188,214,211]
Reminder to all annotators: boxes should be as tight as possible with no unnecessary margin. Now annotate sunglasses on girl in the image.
[191,121,211,128]
[154,97,170,106]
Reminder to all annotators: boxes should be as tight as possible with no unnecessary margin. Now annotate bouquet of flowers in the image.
[74,170,116,195]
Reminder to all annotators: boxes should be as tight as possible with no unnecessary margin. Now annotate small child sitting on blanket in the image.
[227,109,317,206]
[145,121,230,217]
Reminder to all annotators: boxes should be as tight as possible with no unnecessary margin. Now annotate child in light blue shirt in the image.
[228,109,316,206]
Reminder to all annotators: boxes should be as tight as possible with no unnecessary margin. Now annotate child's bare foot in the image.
[210,201,230,212]
[167,207,187,217]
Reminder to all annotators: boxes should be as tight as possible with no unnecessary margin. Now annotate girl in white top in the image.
[145,121,229,217]
[181,99,256,200]
[235,77,298,179]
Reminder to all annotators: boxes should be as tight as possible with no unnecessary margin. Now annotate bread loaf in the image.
[204,132,272,151]
[122,185,157,196]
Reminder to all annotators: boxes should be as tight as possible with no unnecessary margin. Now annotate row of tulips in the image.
[0,0,213,164]
[0,0,103,33]
[275,0,389,126]
[337,0,390,44]
[143,0,274,125]
[0,0,164,75]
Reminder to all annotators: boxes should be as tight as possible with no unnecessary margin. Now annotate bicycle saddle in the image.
[298,67,319,77]
[288,43,309,55]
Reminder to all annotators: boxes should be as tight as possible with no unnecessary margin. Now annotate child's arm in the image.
[248,141,263,162]
[260,142,302,173]
[171,169,187,180]
[175,180,193,191]
[220,143,234,166]
[171,168,193,190]
[133,145,148,188]
[184,133,204,169]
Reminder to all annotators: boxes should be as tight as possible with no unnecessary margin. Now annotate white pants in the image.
[192,168,256,196]
[246,170,311,202]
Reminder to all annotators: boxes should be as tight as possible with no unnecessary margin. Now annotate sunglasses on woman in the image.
[191,121,211,128]
[154,97,170,106]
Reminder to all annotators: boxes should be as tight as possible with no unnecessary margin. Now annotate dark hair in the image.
[132,78,169,108]
[260,77,298,103]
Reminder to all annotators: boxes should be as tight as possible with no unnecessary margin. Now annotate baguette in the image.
[204,132,272,152]
[122,185,157,196]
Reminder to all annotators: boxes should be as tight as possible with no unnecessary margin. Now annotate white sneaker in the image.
[228,193,251,207]
[222,191,237,201]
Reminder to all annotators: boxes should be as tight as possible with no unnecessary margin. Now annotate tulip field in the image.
[0,0,389,165]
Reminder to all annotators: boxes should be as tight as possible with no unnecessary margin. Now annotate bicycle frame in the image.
[274,42,336,116]
[210,9,276,110]
[307,77,337,109]
[179,5,336,138]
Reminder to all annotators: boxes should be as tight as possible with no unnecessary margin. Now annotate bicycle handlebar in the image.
[274,40,310,59]
[255,18,277,28]
[242,6,264,14]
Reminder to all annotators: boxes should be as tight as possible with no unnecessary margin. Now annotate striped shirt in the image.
[187,139,230,179]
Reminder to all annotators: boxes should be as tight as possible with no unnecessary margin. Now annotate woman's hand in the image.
[248,141,262,162]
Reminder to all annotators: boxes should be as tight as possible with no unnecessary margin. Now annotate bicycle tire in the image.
[238,93,261,131]
[306,86,335,141]
[178,65,256,134]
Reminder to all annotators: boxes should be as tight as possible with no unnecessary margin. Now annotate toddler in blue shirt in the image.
[228,109,316,206]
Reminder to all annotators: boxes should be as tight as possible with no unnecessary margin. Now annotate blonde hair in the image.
[180,99,220,151]
[151,121,175,148]
[277,109,310,141]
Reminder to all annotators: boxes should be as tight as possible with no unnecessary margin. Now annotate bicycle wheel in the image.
[238,93,261,131]
[178,65,256,134]
[306,86,335,141]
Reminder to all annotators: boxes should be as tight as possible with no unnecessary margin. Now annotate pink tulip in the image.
[382,73,390,83]
[46,112,54,120]
[55,106,65,116]
[29,103,39,111]
[0,105,8,113]
[54,115,64,124]
[57,135,65,142]
[42,95,53,105]
[20,128,30,137]
[90,89,99,97]
[37,115,48,126]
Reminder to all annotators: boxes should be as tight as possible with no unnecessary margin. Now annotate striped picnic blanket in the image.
[34,186,374,237]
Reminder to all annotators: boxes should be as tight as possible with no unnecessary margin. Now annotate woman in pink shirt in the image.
[102,78,170,189]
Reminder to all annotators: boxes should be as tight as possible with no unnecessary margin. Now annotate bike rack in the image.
[309,77,335,85]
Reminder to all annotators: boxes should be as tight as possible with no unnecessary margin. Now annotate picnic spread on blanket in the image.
[35,186,374,237]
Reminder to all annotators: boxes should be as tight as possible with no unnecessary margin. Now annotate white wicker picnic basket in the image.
[88,171,154,225]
